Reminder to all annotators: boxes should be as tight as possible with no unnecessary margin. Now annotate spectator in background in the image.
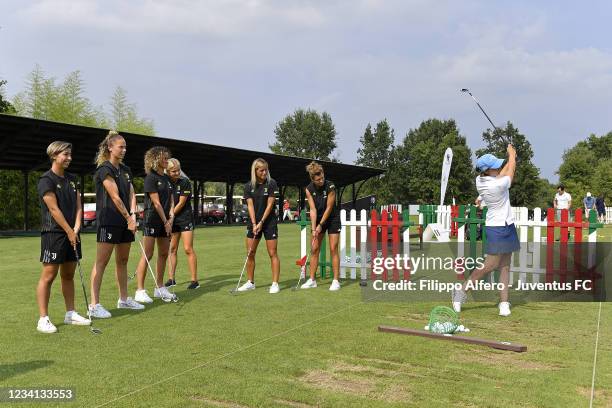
[554,185,572,220]
[583,192,596,218]
[282,199,292,221]
[596,194,606,224]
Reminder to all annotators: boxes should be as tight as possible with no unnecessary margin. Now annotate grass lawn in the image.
[0,224,610,407]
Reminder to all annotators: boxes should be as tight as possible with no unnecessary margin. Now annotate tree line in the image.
[1,67,610,229]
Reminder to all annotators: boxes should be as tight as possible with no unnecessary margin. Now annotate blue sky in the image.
[2,0,612,181]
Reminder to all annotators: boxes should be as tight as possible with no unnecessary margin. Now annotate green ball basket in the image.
[428,306,460,334]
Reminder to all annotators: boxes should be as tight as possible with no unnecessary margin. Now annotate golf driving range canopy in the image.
[0,114,383,186]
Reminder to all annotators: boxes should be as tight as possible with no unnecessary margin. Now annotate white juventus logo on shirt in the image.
[150,228,155,234]
[107,233,112,240]
[51,252,57,260]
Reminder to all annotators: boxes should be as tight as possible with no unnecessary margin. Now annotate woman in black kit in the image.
[89,131,142,319]
[134,146,176,303]
[236,158,281,293]
[300,161,341,291]
[36,141,90,333]
[164,158,199,290]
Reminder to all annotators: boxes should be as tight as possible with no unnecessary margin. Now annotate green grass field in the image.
[1,224,611,407]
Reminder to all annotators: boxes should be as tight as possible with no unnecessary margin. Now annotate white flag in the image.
[440,148,453,206]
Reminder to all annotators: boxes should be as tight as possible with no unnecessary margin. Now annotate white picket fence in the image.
[300,207,602,282]
[456,207,598,284]
[607,207,612,224]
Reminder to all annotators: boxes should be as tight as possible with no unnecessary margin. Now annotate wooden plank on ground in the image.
[378,325,527,353]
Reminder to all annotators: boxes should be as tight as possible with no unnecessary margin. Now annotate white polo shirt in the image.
[555,192,572,209]
[475,175,514,226]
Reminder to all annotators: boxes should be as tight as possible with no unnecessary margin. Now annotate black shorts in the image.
[40,232,81,264]
[97,225,135,244]
[247,221,278,240]
[143,224,170,238]
[319,216,342,235]
[172,220,194,233]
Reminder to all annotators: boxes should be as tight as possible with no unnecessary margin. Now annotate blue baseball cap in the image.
[476,154,504,172]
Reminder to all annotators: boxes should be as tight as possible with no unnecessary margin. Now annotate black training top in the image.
[144,171,173,227]
[171,176,193,224]
[38,170,80,233]
[94,161,133,227]
[306,179,338,222]
[243,178,279,225]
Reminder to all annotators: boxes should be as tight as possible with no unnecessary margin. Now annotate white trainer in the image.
[134,289,153,304]
[237,280,256,292]
[154,286,177,301]
[64,311,91,325]
[300,278,317,289]
[451,288,467,313]
[499,302,511,317]
[117,297,145,310]
[269,282,280,294]
[37,316,57,334]
[88,304,112,319]
[329,280,341,291]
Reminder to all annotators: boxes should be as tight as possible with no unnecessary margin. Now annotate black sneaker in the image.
[164,279,176,287]
[187,281,200,289]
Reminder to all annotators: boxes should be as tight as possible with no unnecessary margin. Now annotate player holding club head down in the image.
[301,161,341,291]
[164,158,199,290]
[134,146,176,303]
[452,144,519,316]
[36,141,91,333]
[89,131,142,319]
[236,158,281,293]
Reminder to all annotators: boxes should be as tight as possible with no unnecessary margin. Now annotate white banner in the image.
[440,148,453,206]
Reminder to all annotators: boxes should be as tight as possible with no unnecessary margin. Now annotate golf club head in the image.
[359,279,368,287]
[90,327,102,335]
[460,88,469,93]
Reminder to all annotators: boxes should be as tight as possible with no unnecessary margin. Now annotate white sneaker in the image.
[329,280,341,291]
[499,302,511,317]
[154,286,177,301]
[451,288,467,313]
[134,289,153,304]
[117,297,145,310]
[269,282,280,294]
[37,316,57,333]
[237,280,256,292]
[300,278,317,289]
[88,304,112,319]
[64,311,91,325]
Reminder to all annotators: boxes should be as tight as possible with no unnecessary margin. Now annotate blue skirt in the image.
[485,224,520,255]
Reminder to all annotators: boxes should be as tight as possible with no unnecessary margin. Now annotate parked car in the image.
[83,203,96,227]
[201,204,226,223]
[233,204,249,223]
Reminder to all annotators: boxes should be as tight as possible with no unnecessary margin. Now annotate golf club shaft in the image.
[73,246,101,333]
[136,232,174,302]
[232,246,252,293]
[463,89,510,145]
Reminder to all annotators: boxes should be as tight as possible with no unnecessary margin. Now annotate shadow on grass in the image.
[0,360,53,381]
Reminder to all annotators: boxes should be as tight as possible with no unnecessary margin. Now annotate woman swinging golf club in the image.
[89,131,142,319]
[452,144,518,316]
[301,161,341,291]
[36,141,91,333]
[236,158,281,293]
[164,158,199,290]
[134,146,176,302]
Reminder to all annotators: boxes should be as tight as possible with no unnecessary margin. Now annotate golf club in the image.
[230,246,252,294]
[293,237,315,291]
[460,88,511,145]
[73,246,102,335]
[136,232,178,303]
[167,252,177,300]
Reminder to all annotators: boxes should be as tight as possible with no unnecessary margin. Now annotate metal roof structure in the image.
[0,114,383,186]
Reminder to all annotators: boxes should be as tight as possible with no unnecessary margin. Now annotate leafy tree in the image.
[476,122,541,207]
[388,119,476,205]
[270,108,337,161]
[355,119,395,204]
[0,80,15,113]
[558,132,612,203]
[109,86,155,135]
